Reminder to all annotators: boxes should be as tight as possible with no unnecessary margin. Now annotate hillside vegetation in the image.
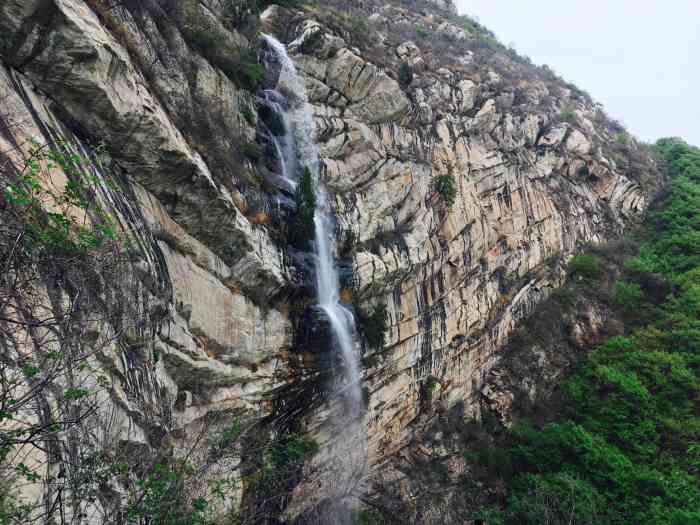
[476,139,700,524]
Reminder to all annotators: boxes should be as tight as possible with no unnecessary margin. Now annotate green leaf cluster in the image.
[289,167,317,250]
[4,142,118,256]
[127,463,210,525]
[435,173,457,207]
[568,254,603,279]
[355,301,389,350]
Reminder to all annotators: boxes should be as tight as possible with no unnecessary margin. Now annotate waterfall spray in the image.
[262,34,367,520]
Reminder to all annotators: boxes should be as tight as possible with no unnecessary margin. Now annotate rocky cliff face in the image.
[0,0,660,521]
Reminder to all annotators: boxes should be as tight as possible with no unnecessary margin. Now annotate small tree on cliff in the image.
[398,62,413,87]
[435,173,457,207]
[289,167,317,250]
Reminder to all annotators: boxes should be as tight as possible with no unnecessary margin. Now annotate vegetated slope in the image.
[366,140,700,524]
[487,139,700,525]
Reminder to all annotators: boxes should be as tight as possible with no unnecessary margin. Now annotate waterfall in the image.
[262,34,319,175]
[314,190,363,412]
[261,89,297,191]
[262,34,366,518]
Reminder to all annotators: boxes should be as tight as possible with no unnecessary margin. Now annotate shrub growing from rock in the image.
[568,254,602,280]
[398,61,414,86]
[289,167,317,250]
[355,301,389,350]
[435,173,457,207]
[181,0,264,91]
[558,109,577,124]
[242,141,264,161]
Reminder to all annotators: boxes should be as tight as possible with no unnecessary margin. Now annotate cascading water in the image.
[262,34,366,519]
[261,89,297,192]
[314,190,363,412]
[262,35,319,178]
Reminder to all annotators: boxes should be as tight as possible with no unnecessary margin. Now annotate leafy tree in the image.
[398,62,413,87]
[507,472,603,525]
[435,173,457,207]
[289,167,317,250]
[613,281,645,316]
[568,254,602,279]
[355,302,389,350]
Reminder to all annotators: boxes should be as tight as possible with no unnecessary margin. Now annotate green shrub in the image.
[559,109,577,124]
[568,254,602,280]
[127,464,209,525]
[181,0,263,91]
[474,33,500,52]
[415,27,429,40]
[242,141,263,161]
[4,141,118,255]
[615,132,630,145]
[356,302,389,350]
[235,49,265,91]
[435,173,457,207]
[273,434,319,465]
[289,167,317,249]
[613,281,645,313]
[398,62,413,86]
[215,419,243,451]
[255,433,319,493]
[241,106,255,126]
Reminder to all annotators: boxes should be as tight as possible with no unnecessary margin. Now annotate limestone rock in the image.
[323,48,410,123]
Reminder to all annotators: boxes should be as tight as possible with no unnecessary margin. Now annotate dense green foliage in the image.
[355,302,389,350]
[435,173,457,207]
[568,253,603,280]
[127,464,210,525]
[558,109,577,124]
[289,167,317,250]
[398,62,413,86]
[480,138,700,524]
[240,432,319,521]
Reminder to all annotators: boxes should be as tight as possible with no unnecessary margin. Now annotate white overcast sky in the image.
[454,1,700,146]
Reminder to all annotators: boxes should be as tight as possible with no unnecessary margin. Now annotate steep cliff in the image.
[0,0,661,522]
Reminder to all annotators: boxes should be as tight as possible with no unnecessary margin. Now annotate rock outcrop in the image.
[0,0,661,521]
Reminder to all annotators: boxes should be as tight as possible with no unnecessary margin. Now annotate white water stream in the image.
[262,34,366,518]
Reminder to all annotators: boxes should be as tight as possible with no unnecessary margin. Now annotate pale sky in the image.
[455,1,700,146]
